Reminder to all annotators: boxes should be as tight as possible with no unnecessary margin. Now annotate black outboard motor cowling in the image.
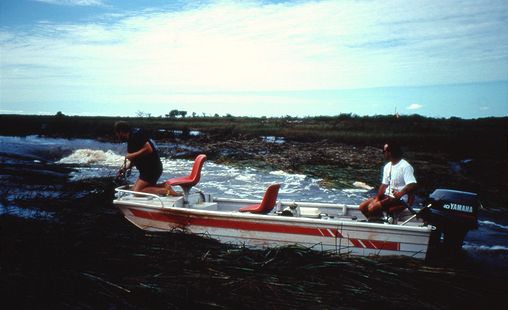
[419,189,480,254]
[422,189,479,229]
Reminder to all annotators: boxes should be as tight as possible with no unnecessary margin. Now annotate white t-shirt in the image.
[382,159,417,199]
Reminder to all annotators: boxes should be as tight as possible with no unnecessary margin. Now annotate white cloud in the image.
[0,109,26,114]
[407,104,423,110]
[34,0,104,6]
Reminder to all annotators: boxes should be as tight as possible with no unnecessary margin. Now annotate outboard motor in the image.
[418,189,481,254]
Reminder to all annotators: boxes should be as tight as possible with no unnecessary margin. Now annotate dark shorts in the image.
[379,195,405,210]
[138,161,163,185]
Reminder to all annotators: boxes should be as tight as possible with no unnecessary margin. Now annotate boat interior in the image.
[115,154,423,227]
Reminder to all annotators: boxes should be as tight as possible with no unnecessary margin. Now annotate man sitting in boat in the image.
[114,121,180,196]
[359,142,417,220]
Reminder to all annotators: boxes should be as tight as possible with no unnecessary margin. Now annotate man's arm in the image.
[126,142,153,161]
[376,184,388,200]
[392,182,417,200]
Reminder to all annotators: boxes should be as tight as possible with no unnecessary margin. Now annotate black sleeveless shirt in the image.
[127,129,161,173]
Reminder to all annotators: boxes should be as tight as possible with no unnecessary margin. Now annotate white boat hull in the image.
[114,187,432,259]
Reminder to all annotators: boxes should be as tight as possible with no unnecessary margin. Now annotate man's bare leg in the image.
[132,178,183,196]
[359,197,374,218]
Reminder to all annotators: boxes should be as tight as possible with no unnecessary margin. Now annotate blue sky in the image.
[1,0,507,118]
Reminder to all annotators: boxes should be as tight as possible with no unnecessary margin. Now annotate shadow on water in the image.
[1,147,507,309]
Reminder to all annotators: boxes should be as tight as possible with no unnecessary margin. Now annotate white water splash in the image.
[158,158,362,204]
[58,149,125,166]
[270,170,306,179]
[56,151,367,204]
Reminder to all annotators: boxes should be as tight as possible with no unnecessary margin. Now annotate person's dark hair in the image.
[114,121,130,133]
[385,142,403,158]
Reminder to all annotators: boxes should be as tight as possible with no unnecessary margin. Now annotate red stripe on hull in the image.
[349,239,363,248]
[126,208,399,251]
[369,240,399,251]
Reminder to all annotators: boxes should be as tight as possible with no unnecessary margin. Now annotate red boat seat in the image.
[239,184,280,214]
[166,154,207,197]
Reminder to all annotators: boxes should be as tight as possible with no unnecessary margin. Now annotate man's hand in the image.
[117,161,130,176]
[393,183,416,200]
[117,167,126,177]
[392,190,404,199]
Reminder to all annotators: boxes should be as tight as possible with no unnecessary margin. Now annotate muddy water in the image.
[1,135,507,309]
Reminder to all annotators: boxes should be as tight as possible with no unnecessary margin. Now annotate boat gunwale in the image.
[214,197,359,209]
[113,198,433,234]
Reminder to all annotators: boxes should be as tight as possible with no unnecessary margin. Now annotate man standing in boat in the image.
[114,121,180,196]
[359,142,417,220]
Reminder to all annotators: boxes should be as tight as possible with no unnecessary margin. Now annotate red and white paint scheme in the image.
[113,186,433,259]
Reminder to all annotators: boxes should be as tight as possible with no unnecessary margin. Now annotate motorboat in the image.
[113,155,481,260]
